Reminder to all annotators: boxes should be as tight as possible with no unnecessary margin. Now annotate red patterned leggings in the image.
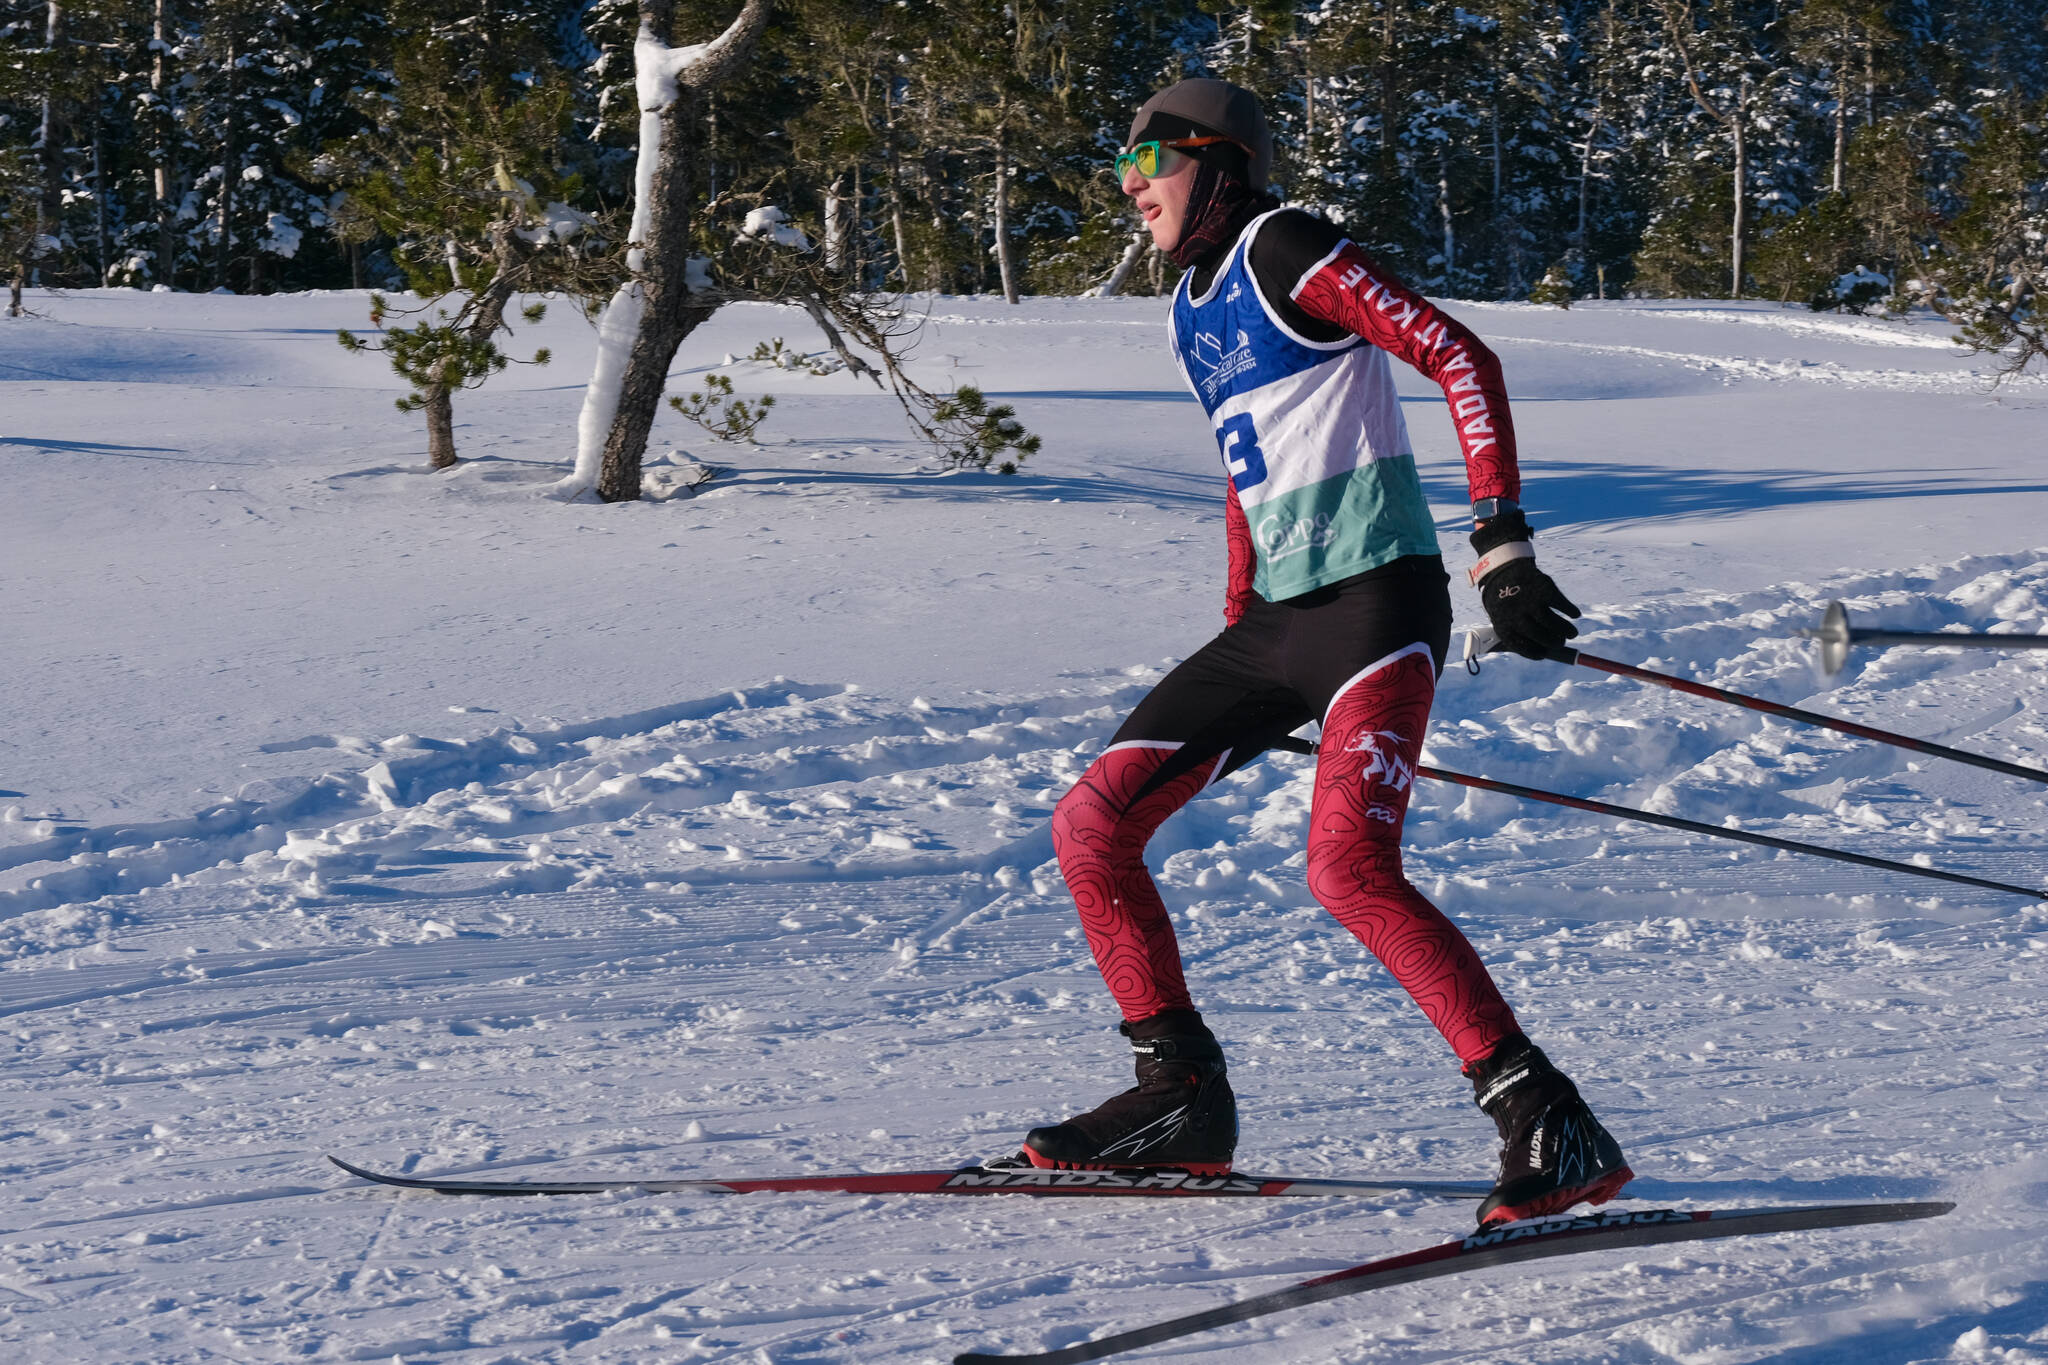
[1049,560,1519,1065]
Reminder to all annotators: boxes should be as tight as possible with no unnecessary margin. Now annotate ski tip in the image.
[327,1154,376,1179]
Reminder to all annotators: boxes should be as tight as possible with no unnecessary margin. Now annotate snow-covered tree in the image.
[564,0,770,503]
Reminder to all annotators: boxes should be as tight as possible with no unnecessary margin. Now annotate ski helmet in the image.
[1127,79,1273,192]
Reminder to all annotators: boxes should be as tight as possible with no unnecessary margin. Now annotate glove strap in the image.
[1468,540,1535,587]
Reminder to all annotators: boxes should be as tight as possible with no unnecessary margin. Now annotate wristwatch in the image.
[1471,497,1519,524]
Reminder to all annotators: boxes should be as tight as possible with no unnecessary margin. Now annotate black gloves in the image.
[1470,509,1581,660]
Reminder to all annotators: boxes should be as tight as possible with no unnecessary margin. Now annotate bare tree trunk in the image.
[1832,36,1848,194]
[588,0,771,504]
[94,113,110,284]
[824,173,845,273]
[1730,80,1747,298]
[34,1,64,285]
[1437,152,1454,281]
[1576,0,1614,251]
[705,94,718,203]
[597,88,716,501]
[1378,7,1395,162]
[215,17,241,290]
[424,379,456,468]
[851,163,865,285]
[1658,2,1746,300]
[154,0,177,288]
[1100,233,1145,296]
[885,82,910,286]
[888,181,910,287]
[1491,95,1517,293]
[1576,99,1605,246]
[992,126,1018,304]
[420,226,531,469]
[1862,40,1873,127]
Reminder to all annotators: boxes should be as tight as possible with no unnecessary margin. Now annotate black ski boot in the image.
[1019,1010,1237,1173]
[1467,1035,1633,1227]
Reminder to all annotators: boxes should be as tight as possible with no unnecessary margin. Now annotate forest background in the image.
[1,0,2042,321]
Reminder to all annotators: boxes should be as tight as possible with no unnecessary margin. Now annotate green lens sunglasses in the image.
[1115,135,1235,180]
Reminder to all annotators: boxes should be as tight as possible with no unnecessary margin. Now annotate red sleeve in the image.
[1223,478,1257,627]
[1289,242,1519,503]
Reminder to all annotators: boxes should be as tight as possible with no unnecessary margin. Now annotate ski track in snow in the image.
[5,293,2048,1364]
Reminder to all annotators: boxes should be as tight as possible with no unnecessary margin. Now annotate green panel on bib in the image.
[1247,455,1441,601]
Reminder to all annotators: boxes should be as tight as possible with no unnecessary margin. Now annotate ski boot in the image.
[1468,1035,1633,1227]
[1017,1010,1237,1173]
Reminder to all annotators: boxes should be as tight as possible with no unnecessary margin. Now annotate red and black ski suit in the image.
[1052,210,1523,1066]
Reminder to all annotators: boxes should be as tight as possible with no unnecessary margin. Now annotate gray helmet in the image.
[1127,79,1272,192]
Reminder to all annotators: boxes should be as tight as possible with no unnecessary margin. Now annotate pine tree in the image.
[1931,100,2048,381]
[326,0,594,466]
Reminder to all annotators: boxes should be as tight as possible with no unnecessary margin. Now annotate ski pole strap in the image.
[1467,540,1535,587]
[1462,626,1576,669]
[1416,764,2046,901]
[1569,651,2048,788]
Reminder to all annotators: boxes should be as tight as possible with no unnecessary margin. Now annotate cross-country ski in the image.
[951,1201,1956,1364]
[327,1153,1490,1200]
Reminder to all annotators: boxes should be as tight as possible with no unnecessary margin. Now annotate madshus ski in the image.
[326,1154,1488,1201]
[951,1199,1954,1365]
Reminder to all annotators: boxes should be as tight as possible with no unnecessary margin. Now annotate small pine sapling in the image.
[322,70,601,470]
[1528,260,1574,308]
[669,373,776,442]
[340,293,553,466]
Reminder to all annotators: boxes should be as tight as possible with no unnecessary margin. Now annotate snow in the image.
[562,278,646,496]
[742,205,814,251]
[632,25,711,116]
[517,201,599,248]
[261,211,303,259]
[4,288,2048,1364]
[626,110,661,272]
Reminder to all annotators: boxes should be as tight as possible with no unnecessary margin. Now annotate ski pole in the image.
[1803,599,2048,676]
[1414,765,2043,899]
[1464,628,2048,789]
[1269,738,2044,900]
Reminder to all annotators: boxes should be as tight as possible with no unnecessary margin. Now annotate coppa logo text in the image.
[1461,1206,1696,1250]
[1256,511,1340,562]
[944,1168,1264,1194]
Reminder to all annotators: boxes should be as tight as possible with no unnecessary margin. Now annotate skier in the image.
[1014,79,1633,1227]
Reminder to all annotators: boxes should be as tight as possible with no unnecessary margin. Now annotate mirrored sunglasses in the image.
[1114,136,1234,180]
